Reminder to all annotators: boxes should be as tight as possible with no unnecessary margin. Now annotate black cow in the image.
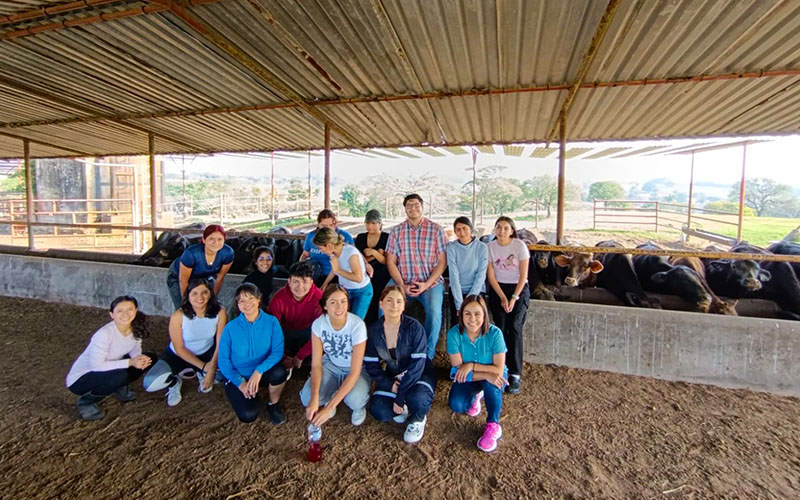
[272,237,304,278]
[705,248,771,299]
[767,241,800,278]
[524,246,556,301]
[731,243,800,319]
[632,242,672,292]
[135,231,188,267]
[594,241,661,309]
[532,239,565,286]
[669,256,738,315]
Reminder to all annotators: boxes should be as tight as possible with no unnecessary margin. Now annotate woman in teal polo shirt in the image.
[446,294,508,453]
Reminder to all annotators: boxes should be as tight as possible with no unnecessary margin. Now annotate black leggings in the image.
[223,364,289,423]
[68,353,157,396]
[487,283,530,377]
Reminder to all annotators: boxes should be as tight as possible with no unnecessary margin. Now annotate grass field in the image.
[230,217,314,232]
[694,216,799,247]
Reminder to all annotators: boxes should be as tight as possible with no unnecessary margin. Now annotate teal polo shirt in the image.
[446,324,507,365]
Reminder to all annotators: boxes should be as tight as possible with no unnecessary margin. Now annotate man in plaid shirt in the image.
[385,194,448,359]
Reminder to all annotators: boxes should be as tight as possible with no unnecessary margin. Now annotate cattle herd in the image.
[136,225,800,321]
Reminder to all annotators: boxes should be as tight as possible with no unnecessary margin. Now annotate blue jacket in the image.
[218,311,284,386]
[364,315,427,407]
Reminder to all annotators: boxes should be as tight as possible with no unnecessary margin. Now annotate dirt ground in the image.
[2,296,799,500]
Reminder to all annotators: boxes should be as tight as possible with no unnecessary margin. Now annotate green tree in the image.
[728,178,796,217]
[588,181,625,202]
[0,165,31,193]
[704,200,755,216]
[339,185,370,217]
[522,175,558,217]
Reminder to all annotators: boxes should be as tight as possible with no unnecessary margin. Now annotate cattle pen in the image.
[2,0,800,498]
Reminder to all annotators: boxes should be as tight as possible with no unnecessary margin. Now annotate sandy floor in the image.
[1,296,799,499]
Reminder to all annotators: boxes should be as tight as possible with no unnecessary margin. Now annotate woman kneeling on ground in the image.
[447,295,508,452]
[218,283,289,425]
[142,279,227,406]
[66,296,155,421]
[301,284,371,440]
[364,285,436,443]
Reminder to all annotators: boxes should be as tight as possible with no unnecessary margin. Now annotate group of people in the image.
[66,194,532,453]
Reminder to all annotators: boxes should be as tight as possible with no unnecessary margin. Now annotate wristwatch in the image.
[511,294,519,300]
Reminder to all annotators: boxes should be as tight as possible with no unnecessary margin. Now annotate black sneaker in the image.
[113,385,137,402]
[507,378,521,395]
[266,403,287,425]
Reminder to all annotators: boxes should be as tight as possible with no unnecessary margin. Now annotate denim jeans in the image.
[299,356,371,411]
[448,379,504,423]
[382,280,444,359]
[347,283,373,321]
[369,360,437,424]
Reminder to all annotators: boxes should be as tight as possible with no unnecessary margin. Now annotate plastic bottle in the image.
[307,424,322,462]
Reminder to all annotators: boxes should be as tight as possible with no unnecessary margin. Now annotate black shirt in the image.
[243,268,274,310]
[354,231,390,288]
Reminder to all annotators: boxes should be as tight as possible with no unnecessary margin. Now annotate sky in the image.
[166,135,800,197]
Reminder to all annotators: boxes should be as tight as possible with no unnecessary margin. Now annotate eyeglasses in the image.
[257,256,273,262]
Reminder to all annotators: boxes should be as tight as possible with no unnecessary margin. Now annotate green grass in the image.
[699,216,800,247]
[230,217,314,233]
[515,214,542,222]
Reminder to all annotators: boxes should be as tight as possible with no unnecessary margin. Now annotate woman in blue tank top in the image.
[143,279,227,407]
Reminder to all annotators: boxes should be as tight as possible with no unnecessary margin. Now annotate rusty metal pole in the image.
[556,115,566,245]
[687,151,695,234]
[23,139,34,250]
[270,152,275,224]
[471,147,477,224]
[737,143,747,242]
[148,132,157,246]
[307,151,312,218]
[324,125,331,210]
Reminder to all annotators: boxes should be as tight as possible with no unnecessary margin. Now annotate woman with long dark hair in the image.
[66,295,154,421]
[143,279,227,406]
[243,246,275,310]
[446,295,508,452]
[446,216,488,325]
[485,216,530,395]
[364,285,436,443]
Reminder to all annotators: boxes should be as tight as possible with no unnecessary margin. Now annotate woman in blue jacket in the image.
[218,283,288,425]
[364,285,437,444]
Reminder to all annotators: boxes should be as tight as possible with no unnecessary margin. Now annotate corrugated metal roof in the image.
[0,0,799,159]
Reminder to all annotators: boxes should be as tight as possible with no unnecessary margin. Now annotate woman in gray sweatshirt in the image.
[446,217,489,325]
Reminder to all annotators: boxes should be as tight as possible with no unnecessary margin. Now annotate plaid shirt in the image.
[386,218,448,285]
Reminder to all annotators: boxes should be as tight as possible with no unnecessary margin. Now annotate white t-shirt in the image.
[488,238,529,284]
[336,244,371,290]
[66,322,142,387]
[311,312,367,368]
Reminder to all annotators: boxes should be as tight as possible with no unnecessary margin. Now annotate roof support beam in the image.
[370,0,445,143]
[0,0,126,27]
[0,130,91,156]
[0,75,211,153]
[23,138,35,250]
[164,1,361,146]
[5,67,798,131]
[546,0,622,144]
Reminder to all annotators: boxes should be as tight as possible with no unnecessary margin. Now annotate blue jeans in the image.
[299,357,371,411]
[370,360,436,424]
[382,280,444,359]
[347,283,373,321]
[449,380,504,423]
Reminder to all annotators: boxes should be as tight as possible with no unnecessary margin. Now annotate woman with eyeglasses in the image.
[243,246,275,310]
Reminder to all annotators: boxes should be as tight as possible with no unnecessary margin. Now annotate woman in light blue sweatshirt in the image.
[446,216,489,325]
[218,283,289,425]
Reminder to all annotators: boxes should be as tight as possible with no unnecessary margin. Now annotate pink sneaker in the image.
[477,422,502,452]
[466,391,484,417]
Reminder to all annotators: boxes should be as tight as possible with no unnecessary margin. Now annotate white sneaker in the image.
[351,407,367,426]
[393,405,409,424]
[404,415,427,444]
[166,378,182,407]
[196,370,212,394]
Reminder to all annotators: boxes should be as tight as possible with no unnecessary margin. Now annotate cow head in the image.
[533,240,551,269]
[554,253,604,287]
[708,298,738,316]
[709,259,770,291]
